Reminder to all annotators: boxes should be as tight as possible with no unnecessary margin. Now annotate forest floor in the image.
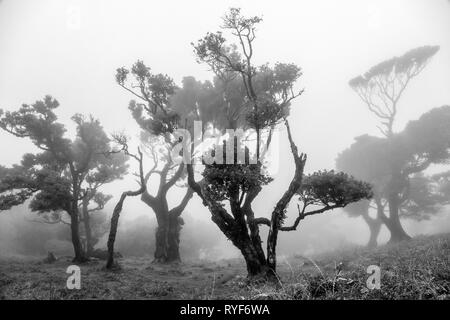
[0,233,449,300]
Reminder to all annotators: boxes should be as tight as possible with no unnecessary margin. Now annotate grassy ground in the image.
[0,233,449,300]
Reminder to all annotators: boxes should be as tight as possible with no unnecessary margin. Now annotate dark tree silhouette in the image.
[0,96,127,262]
[348,46,440,242]
[183,8,372,279]
[106,133,146,269]
[349,45,439,137]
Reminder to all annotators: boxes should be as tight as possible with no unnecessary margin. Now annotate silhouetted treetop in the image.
[349,45,439,136]
[349,45,439,88]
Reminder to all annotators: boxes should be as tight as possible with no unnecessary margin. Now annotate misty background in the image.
[0,0,449,260]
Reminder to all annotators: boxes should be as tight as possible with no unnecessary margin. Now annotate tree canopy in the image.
[183,8,372,278]
[349,45,439,136]
[337,106,450,224]
[0,96,128,261]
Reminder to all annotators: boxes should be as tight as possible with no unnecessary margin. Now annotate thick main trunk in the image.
[229,223,272,279]
[82,200,94,256]
[153,215,169,262]
[242,247,267,276]
[167,215,182,262]
[361,209,382,248]
[154,213,182,263]
[367,220,381,248]
[387,193,411,243]
[69,171,86,263]
[385,148,411,243]
[70,208,86,263]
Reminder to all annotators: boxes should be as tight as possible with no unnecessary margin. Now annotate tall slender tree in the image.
[349,46,440,242]
[106,133,146,269]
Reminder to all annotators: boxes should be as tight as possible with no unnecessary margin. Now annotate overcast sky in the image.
[1,0,449,250]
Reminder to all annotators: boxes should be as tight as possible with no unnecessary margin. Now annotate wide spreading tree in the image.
[177,8,372,279]
[0,96,128,262]
[348,45,442,242]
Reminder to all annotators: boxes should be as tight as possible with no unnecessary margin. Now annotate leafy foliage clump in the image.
[203,163,272,202]
[298,170,373,208]
[116,60,179,136]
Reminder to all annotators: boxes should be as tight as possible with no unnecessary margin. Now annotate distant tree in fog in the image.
[349,45,439,137]
[0,97,128,262]
[337,134,392,247]
[338,106,450,243]
[348,46,442,242]
[342,199,382,248]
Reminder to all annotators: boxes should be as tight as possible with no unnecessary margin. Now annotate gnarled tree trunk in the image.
[69,170,87,263]
[82,197,94,256]
[361,211,381,248]
[153,210,169,263]
[106,148,145,270]
[240,242,268,278]
[186,120,307,280]
[141,182,192,264]
[386,193,411,243]
[106,193,126,269]
[167,214,183,262]
[153,213,184,263]
[70,206,86,263]
[266,121,307,277]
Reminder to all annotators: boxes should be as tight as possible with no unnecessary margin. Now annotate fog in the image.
[0,0,449,261]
